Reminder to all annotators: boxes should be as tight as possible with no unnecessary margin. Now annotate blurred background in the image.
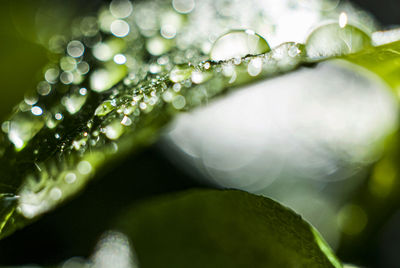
[1,0,400,267]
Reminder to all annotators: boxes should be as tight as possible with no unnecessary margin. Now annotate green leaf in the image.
[0,42,306,239]
[0,0,394,241]
[344,40,400,90]
[113,189,342,268]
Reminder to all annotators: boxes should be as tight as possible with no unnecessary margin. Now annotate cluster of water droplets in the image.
[0,0,379,225]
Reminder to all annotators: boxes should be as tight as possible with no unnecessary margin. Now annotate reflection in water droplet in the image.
[305,23,371,59]
[210,30,270,61]
[95,100,117,117]
[169,64,193,83]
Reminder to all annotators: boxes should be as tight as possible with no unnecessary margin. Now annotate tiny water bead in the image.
[210,30,271,61]
[305,23,371,59]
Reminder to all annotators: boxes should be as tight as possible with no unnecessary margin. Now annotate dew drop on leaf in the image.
[210,30,270,61]
[305,23,371,59]
[95,100,117,117]
[62,94,87,115]
[169,64,193,83]
[104,120,125,140]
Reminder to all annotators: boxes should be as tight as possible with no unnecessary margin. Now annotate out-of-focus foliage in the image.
[112,189,341,268]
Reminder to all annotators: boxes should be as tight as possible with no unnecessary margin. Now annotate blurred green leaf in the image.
[113,189,342,268]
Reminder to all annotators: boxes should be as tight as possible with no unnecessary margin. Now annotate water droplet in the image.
[110,19,130,37]
[105,121,124,140]
[93,43,113,62]
[95,100,117,117]
[77,62,90,75]
[110,0,133,18]
[31,106,43,116]
[172,95,186,110]
[169,64,193,83]
[50,187,62,201]
[247,58,263,77]
[79,87,88,95]
[114,54,127,64]
[77,160,92,175]
[72,137,88,150]
[65,172,77,184]
[172,0,195,14]
[60,72,74,84]
[210,30,270,61]
[45,68,59,84]
[55,113,63,120]
[121,115,132,126]
[8,113,45,150]
[60,57,77,72]
[1,121,10,133]
[37,81,52,96]
[62,94,87,114]
[67,40,85,58]
[305,23,371,59]
[191,70,211,84]
[146,36,172,56]
[92,71,111,93]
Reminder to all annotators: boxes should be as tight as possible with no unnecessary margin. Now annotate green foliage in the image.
[114,189,342,268]
[0,43,305,240]
[1,0,400,267]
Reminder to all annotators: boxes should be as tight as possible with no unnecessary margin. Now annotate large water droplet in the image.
[210,30,270,61]
[305,23,371,59]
